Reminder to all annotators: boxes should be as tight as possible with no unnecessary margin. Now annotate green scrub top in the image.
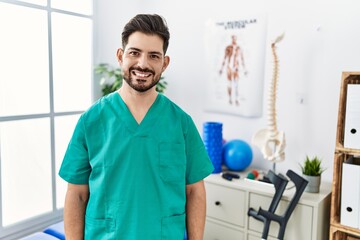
[59,92,214,240]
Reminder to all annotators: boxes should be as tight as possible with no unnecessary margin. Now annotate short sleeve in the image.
[59,115,91,184]
[185,117,214,184]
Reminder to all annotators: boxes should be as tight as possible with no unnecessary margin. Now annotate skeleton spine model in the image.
[252,33,286,163]
[268,34,283,138]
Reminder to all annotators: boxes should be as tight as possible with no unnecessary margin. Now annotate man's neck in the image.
[117,84,158,124]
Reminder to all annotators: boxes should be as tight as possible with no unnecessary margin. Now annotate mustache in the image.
[129,67,155,75]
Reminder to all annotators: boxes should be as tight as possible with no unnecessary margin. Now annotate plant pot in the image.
[303,174,321,193]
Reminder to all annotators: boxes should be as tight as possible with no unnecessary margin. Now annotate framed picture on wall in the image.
[204,14,267,117]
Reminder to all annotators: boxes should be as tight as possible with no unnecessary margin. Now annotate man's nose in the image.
[137,54,149,68]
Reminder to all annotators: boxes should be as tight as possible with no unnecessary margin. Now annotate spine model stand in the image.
[252,33,286,163]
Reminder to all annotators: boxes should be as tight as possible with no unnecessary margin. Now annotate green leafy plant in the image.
[95,63,167,96]
[300,156,325,176]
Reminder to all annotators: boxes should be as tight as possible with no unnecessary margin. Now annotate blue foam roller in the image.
[21,232,59,240]
[43,221,65,240]
[203,122,223,173]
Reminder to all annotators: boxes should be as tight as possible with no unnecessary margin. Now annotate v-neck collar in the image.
[110,92,163,136]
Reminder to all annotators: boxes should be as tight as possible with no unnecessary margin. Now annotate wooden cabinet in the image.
[330,72,360,239]
[204,173,331,240]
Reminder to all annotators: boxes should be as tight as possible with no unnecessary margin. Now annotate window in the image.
[0,0,93,238]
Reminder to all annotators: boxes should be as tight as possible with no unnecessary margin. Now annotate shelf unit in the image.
[330,72,360,239]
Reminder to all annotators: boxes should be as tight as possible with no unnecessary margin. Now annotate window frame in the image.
[0,0,94,239]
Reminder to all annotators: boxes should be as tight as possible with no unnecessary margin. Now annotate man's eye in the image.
[150,54,160,59]
[129,51,139,56]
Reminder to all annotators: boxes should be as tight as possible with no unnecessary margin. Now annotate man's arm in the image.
[186,180,207,240]
[64,183,89,240]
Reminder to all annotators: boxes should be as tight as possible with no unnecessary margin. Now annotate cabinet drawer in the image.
[204,219,244,240]
[205,182,246,227]
[248,193,313,240]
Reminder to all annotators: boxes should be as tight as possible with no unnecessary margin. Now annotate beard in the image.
[123,67,161,93]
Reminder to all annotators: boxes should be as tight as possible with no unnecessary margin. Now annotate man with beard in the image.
[59,14,214,240]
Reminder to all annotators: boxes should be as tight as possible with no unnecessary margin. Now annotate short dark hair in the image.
[122,14,170,54]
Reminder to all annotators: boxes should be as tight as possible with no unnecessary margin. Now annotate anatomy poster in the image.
[204,15,267,117]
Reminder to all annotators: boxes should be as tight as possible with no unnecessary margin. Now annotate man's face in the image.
[117,32,169,93]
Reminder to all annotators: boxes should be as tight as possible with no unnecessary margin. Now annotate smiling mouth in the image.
[132,70,152,78]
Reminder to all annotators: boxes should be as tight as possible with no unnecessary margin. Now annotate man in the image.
[59,14,214,240]
[219,35,247,106]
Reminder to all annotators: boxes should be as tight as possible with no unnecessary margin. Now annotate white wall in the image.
[95,0,360,182]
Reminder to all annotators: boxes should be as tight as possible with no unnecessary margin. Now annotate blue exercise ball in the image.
[223,139,253,171]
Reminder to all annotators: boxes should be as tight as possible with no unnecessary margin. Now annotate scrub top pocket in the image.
[161,213,186,239]
[84,215,115,240]
[159,143,186,182]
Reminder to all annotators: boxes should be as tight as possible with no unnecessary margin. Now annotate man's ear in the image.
[116,48,124,65]
[162,56,170,72]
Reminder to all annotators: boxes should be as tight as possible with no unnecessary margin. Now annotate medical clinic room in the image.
[1,0,360,239]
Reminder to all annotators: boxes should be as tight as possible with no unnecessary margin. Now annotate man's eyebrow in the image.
[126,47,142,52]
[149,51,163,56]
[126,47,163,56]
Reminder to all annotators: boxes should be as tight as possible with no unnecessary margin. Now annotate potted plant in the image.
[94,63,168,96]
[300,155,325,193]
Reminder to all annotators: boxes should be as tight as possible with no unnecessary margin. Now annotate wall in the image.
[95,0,360,182]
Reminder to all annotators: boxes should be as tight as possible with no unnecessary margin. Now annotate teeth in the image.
[138,73,148,77]
[133,71,151,78]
